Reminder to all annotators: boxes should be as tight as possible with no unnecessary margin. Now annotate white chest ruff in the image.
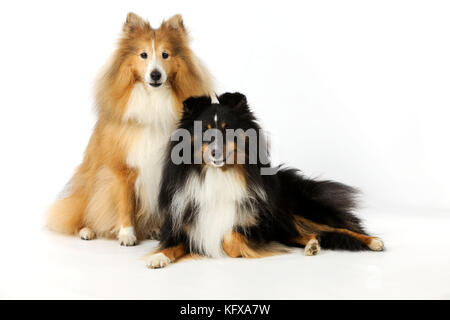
[183,168,248,258]
[125,83,177,222]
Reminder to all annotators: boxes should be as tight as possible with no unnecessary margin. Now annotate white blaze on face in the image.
[204,122,226,168]
[144,40,167,85]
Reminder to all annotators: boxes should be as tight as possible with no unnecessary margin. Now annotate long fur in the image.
[274,168,369,250]
[47,13,214,243]
[154,92,381,263]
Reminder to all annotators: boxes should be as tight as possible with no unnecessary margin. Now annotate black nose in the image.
[211,149,223,159]
[150,70,161,81]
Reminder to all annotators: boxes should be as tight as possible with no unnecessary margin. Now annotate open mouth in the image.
[207,151,225,168]
[210,159,225,168]
[207,150,235,168]
[149,82,162,88]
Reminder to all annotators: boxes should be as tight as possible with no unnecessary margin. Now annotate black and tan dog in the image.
[146,92,384,268]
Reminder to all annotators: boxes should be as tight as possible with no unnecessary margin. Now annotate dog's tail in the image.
[46,193,85,235]
[276,168,374,251]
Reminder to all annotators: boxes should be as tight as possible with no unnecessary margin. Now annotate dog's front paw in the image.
[146,252,171,269]
[118,226,137,246]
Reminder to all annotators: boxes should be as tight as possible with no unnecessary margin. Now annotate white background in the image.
[0,0,449,299]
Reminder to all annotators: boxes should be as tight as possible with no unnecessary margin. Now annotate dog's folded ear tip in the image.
[166,14,185,30]
[219,92,248,109]
[125,12,141,24]
[126,12,137,20]
[124,12,149,32]
[182,96,212,113]
[182,97,193,112]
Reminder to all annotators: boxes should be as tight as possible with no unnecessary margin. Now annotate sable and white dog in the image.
[47,13,214,245]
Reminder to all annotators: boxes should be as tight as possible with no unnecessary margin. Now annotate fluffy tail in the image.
[277,168,370,251]
[46,194,85,235]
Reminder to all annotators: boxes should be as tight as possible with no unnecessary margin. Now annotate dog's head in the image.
[117,12,191,89]
[178,92,264,168]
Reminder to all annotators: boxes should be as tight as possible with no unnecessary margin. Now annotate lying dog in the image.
[146,93,383,268]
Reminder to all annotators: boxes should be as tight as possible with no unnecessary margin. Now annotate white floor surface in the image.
[1,208,449,299]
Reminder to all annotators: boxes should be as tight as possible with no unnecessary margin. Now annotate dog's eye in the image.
[162,52,169,59]
[140,52,148,59]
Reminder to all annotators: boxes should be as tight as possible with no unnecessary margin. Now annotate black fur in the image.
[158,92,374,255]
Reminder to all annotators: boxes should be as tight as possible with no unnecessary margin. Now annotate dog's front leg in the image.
[113,166,138,246]
[222,231,249,258]
[146,243,187,269]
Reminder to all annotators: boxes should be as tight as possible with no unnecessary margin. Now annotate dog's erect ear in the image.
[165,14,186,33]
[123,12,149,33]
[183,96,212,116]
[219,92,248,109]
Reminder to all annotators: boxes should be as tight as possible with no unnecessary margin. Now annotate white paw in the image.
[146,253,171,269]
[304,239,320,256]
[368,238,384,251]
[118,226,137,246]
[79,227,95,240]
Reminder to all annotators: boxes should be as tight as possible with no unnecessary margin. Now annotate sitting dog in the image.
[46,13,215,245]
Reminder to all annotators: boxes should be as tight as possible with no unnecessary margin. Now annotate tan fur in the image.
[161,243,187,262]
[145,244,202,268]
[146,231,286,268]
[293,233,317,246]
[293,216,380,249]
[47,13,214,241]
[222,232,288,259]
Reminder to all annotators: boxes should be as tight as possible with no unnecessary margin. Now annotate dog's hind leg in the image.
[331,228,384,251]
[293,234,321,256]
[79,227,96,240]
[295,216,384,251]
